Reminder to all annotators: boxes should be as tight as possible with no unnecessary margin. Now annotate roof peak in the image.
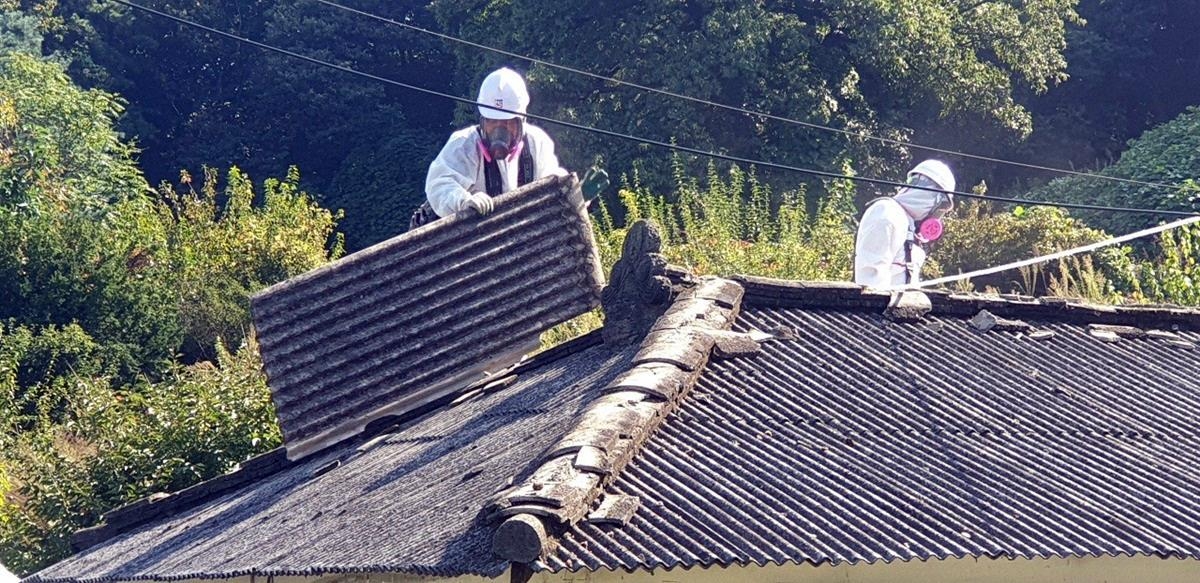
[733,275,1200,330]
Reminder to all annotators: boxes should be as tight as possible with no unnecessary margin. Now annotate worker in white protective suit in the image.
[854,159,956,288]
[410,67,566,229]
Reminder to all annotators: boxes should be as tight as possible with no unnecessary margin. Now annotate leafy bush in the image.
[0,337,279,574]
[158,167,344,360]
[1030,107,1200,234]
[1137,224,1200,306]
[596,160,857,281]
[544,160,858,347]
[932,201,1130,294]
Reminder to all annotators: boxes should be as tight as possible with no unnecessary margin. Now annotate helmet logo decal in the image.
[494,98,504,108]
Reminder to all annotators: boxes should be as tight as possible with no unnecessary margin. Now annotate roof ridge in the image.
[733,275,1200,328]
[488,276,748,563]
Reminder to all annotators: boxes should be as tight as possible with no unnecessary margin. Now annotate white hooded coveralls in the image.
[424,123,566,218]
[854,198,924,288]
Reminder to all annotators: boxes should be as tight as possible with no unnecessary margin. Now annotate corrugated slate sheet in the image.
[27,340,638,583]
[549,303,1200,571]
[251,175,605,459]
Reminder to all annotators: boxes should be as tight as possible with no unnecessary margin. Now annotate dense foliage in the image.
[13,0,450,249]
[0,53,340,574]
[431,0,1084,195]
[1030,107,1200,234]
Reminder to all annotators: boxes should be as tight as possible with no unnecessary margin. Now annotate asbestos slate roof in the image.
[28,335,637,582]
[30,273,1200,583]
[547,282,1200,571]
[251,174,604,459]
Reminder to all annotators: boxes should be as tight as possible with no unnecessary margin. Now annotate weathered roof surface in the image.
[251,174,604,459]
[547,278,1200,571]
[489,277,746,564]
[27,334,637,583]
[32,263,1200,582]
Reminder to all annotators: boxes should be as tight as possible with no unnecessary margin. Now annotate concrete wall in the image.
[531,555,1200,583]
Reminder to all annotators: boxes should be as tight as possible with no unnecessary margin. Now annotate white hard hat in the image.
[908,159,956,193]
[477,67,529,120]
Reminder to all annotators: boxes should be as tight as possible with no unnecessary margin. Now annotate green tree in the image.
[1029,107,1200,234]
[0,51,341,575]
[0,51,144,215]
[32,0,453,249]
[0,53,176,374]
[0,0,42,55]
[1017,0,1200,176]
[430,0,1081,197]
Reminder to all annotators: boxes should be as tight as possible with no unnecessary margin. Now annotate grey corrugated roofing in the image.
[27,336,637,583]
[33,269,1200,582]
[250,175,604,458]
[548,293,1200,572]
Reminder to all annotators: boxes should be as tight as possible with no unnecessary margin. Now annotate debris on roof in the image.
[585,494,640,526]
[1089,327,1122,342]
[251,174,605,460]
[885,290,932,322]
[1088,323,1146,339]
[969,309,1035,332]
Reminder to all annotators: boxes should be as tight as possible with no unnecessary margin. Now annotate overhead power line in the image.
[111,0,1198,219]
[312,0,1187,194]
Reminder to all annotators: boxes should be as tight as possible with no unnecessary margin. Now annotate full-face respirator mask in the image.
[905,173,954,244]
[478,119,523,162]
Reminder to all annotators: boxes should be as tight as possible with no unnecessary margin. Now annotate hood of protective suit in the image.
[892,185,950,221]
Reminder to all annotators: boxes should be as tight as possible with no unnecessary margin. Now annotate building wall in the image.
[155,575,495,583]
[531,556,1200,583]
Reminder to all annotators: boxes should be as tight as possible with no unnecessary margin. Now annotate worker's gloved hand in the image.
[581,166,610,201]
[464,191,495,216]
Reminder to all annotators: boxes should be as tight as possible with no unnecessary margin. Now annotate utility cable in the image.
[906,214,1200,290]
[312,0,1188,193]
[111,0,1199,218]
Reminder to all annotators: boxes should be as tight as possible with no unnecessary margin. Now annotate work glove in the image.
[464,191,495,216]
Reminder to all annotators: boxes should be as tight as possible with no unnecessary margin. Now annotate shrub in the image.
[1030,107,1200,234]
[157,167,344,361]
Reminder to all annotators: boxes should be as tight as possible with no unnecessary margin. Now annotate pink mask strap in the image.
[477,138,493,163]
[506,138,524,162]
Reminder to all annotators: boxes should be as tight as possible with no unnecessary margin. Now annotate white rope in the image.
[907,214,1200,290]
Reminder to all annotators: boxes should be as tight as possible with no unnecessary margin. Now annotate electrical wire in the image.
[111,0,1199,218]
[312,0,1188,193]
[907,214,1200,290]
